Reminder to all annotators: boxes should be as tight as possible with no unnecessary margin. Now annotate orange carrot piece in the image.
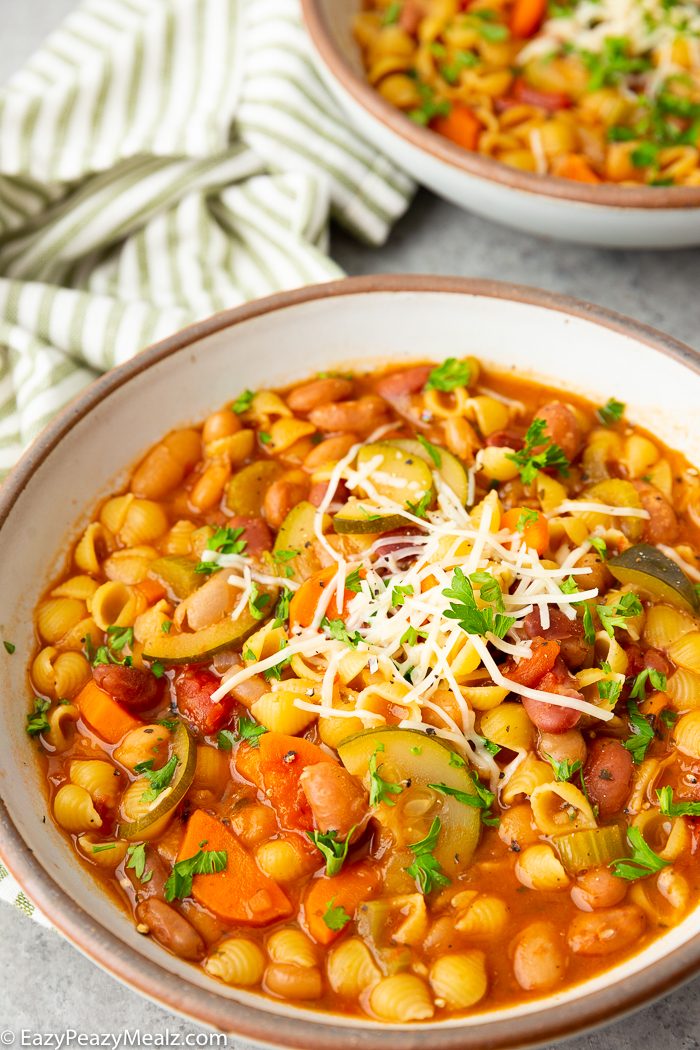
[177,809,292,925]
[303,863,382,946]
[431,105,481,151]
[234,741,264,789]
[553,153,602,184]
[76,679,143,744]
[137,577,167,604]
[501,507,550,555]
[510,0,547,38]
[503,638,561,687]
[288,565,363,632]
[258,732,336,832]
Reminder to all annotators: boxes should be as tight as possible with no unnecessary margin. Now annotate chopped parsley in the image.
[3,641,15,654]
[26,697,51,737]
[126,842,152,883]
[515,508,539,532]
[559,575,579,596]
[232,390,254,414]
[440,48,480,83]
[583,604,596,645]
[623,697,656,764]
[368,746,403,807]
[165,846,227,901]
[588,536,609,560]
[418,435,442,468]
[150,661,166,679]
[401,625,429,646]
[307,825,357,877]
[344,567,363,593]
[207,525,246,556]
[322,617,363,649]
[323,894,352,931]
[609,825,669,881]
[161,620,172,634]
[406,492,432,519]
[629,667,667,703]
[581,37,652,92]
[543,753,583,782]
[476,735,501,757]
[217,729,237,751]
[598,677,623,704]
[405,817,451,894]
[272,588,292,629]
[424,358,471,392]
[656,785,700,818]
[236,716,267,748]
[381,0,401,24]
[505,418,570,486]
[597,398,625,426]
[430,772,498,826]
[248,582,271,620]
[273,548,300,563]
[391,583,414,608]
[597,593,643,638]
[106,625,134,652]
[660,709,678,729]
[448,751,466,769]
[258,431,272,445]
[443,567,515,640]
[137,755,179,804]
[263,640,293,681]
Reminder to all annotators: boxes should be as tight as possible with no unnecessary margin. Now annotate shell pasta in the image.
[24,356,700,1022]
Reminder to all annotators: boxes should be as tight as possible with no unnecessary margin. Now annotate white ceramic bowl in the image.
[301,0,700,248]
[2,275,700,1047]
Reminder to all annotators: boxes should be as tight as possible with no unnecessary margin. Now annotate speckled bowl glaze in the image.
[300,0,700,248]
[2,276,700,1048]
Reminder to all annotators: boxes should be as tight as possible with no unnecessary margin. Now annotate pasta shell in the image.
[53,784,102,833]
[515,844,569,891]
[70,760,123,807]
[119,499,169,547]
[37,598,87,644]
[53,651,92,699]
[369,974,434,1022]
[267,929,319,969]
[205,938,265,986]
[327,939,380,998]
[78,835,127,869]
[430,950,488,1010]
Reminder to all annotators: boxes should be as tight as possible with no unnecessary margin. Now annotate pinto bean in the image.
[538,729,587,768]
[624,644,672,679]
[175,666,233,734]
[308,396,389,437]
[126,845,170,900]
[575,551,613,595]
[374,365,432,400]
[632,480,679,546]
[498,803,541,851]
[180,572,234,631]
[512,922,567,991]
[308,479,350,508]
[571,866,628,911]
[136,898,205,961]
[522,657,583,733]
[523,608,589,668]
[302,434,358,473]
[583,738,632,819]
[228,515,273,558]
[92,664,163,712]
[263,474,310,530]
[286,378,354,413]
[534,401,581,463]
[567,905,646,956]
[202,409,241,444]
[300,762,369,841]
[485,428,526,451]
[131,429,201,499]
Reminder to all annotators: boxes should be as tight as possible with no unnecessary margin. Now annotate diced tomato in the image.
[431,105,481,150]
[175,666,233,734]
[258,733,336,832]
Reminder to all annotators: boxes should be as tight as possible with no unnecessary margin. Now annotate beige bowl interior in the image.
[2,278,700,1045]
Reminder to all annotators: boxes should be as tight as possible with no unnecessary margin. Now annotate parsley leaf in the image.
[583,604,596,645]
[139,754,179,804]
[515,508,539,532]
[358,504,383,521]
[476,735,501,756]
[263,640,293,681]
[258,431,272,445]
[660,709,678,728]
[406,492,432,519]
[381,0,401,24]
[237,716,267,748]
[418,435,442,468]
[248,581,271,620]
[3,641,15,654]
[656,785,700,818]
[391,583,414,608]
[26,697,51,737]
[430,772,499,826]
[217,729,236,751]
[598,678,623,704]
[345,567,363,593]
[588,536,608,560]
[322,617,363,649]
[307,825,357,877]
[323,894,351,931]
[448,751,466,768]
[272,588,292,629]
[232,390,254,414]
[107,626,134,651]
[368,748,403,807]
[405,817,451,894]
[597,398,625,426]
[165,846,227,901]
[543,752,582,782]
[401,625,429,646]
[424,358,471,392]
[580,37,652,92]
[624,697,656,764]
[442,567,515,640]
[597,594,643,638]
[609,825,669,881]
[629,667,667,703]
[273,548,300,563]
[161,620,172,634]
[207,526,246,556]
[126,842,152,883]
[505,418,570,486]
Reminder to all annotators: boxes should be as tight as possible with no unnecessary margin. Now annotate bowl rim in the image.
[300,0,700,211]
[3,274,700,1047]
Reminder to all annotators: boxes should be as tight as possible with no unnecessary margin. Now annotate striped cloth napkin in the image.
[0,0,414,483]
[0,0,413,925]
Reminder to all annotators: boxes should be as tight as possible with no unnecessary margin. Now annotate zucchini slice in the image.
[148,555,204,600]
[356,443,435,509]
[337,726,481,878]
[225,460,285,517]
[384,438,469,506]
[333,498,407,536]
[609,543,699,615]
[273,500,329,583]
[118,722,196,839]
[142,601,272,664]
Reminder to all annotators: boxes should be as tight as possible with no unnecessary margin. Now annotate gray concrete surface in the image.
[1,2,700,1047]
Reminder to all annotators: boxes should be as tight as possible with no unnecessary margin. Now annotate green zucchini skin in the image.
[609,543,699,614]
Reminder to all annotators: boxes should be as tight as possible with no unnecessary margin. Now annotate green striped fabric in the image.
[0,0,414,479]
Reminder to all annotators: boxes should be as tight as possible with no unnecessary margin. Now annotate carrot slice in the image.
[431,105,481,151]
[177,809,292,925]
[502,638,561,687]
[288,565,363,632]
[510,0,547,38]
[553,153,602,184]
[258,732,336,832]
[303,863,382,946]
[76,679,143,744]
[234,741,264,790]
[501,507,550,556]
[137,577,167,604]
